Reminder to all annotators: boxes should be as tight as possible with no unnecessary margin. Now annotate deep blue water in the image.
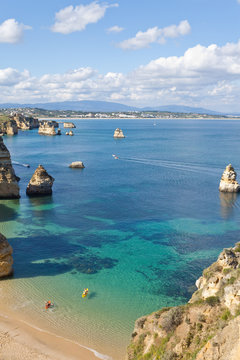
[1,119,240,358]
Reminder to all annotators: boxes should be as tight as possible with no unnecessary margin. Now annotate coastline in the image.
[0,302,112,360]
[38,117,233,120]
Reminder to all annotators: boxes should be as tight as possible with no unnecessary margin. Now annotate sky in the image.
[1,0,240,111]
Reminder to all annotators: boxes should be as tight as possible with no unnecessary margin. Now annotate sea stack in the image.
[113,128,125,138]
[69,161,85,169]
[38,122,56,136]
[0,233,13,278]
[26,165,54,196]
[0,136,20,199]
[219,164,240,193]
[64,122,76,128]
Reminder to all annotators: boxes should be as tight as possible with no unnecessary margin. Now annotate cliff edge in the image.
[127,243,240,360]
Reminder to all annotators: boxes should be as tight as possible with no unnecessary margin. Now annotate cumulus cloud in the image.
[118,20,190,50]
[51,1,119,34]
[3,39,240,111]
[107,25,124,33]
[0,19,31,43]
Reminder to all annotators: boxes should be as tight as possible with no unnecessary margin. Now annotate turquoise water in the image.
[1,119,240,359]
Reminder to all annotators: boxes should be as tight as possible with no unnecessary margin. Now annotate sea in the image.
[1,118,240,359]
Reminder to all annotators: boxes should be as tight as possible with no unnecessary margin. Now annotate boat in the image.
[112,154,119,160]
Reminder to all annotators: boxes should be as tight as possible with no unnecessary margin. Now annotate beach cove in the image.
[1,119,240,359]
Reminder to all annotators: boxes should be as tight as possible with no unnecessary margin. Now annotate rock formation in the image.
[38,122,56,136]
[69,161,85,169]
[0,116,18,136]
[26,165,54,196]
[0,233,13,278]
[0,136,20,199]
[113,128,125,138]
[64,122,76,128]
[56,129,61,135]
[219,164,240,193]
[12,113,39,130]
[127,243,240,360]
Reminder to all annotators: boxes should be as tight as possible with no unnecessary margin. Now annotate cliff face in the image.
[219,164,240,193]
[13,113,39,130]
[0,116,18,136]
[0,233,13,278]
[127,243,240,360]
[26,165,54,196]
[0,137,20,199]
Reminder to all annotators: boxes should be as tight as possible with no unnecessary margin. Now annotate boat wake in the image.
[118,156,223,175]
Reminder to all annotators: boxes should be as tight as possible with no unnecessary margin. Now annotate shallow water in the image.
[1,119,240,359]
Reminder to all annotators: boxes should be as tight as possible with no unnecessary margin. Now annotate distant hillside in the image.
[0,100,139,112]
[0,100,225,115]
[142,105,223,115]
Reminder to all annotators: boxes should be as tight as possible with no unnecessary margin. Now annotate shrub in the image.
[205,296,220,306]
[161,307,184,332]
[227,276,236,285]
[234,244,240,252]
[221,309,231,321]
[223,268,231,275]
[196,322,203,331]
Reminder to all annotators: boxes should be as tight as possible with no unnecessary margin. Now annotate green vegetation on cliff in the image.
[127,243,240,360]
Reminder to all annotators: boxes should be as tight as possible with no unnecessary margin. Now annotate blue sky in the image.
[1,0,240,111]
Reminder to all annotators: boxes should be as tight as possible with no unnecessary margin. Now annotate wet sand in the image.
[0,306,108,360]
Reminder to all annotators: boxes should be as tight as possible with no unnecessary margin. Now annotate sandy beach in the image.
[0,306,106,360]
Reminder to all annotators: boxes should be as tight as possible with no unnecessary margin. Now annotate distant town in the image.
[0,107,239,120]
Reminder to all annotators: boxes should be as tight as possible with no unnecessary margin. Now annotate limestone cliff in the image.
[0,116,18,136]
[0,233,13,278]
[219,164,240,193]
[114,128,125,138]
[0,136,20,199]
[12,113,39,130]
[26,165,54,196]
[127,243,240,360]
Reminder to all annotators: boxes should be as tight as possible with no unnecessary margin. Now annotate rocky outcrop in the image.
[69,161,85,169]
[219,164,240,193]
[0,137,20,199]
[0,116,18,136]
[113,128,125,138]
[12,113,39,130]
[0,233,13,278]
[64,122,76,128]
[127,243,240,360]
[26,165,54,196]
[38,122,56,136]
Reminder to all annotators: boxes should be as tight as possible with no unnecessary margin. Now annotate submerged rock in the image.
[26,165,54,196]
[69,161,85,169]
[127,243,240,360]
[113,128,125,138]
[0,233,13,278]
[0,136,20,199]
[219,164,240,192]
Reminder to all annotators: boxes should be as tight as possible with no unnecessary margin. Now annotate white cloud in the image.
[0,19,31,44]
[3,39,240,111]
[107,25,124,33]
[118,20,191,50]
[51,1,119,34]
